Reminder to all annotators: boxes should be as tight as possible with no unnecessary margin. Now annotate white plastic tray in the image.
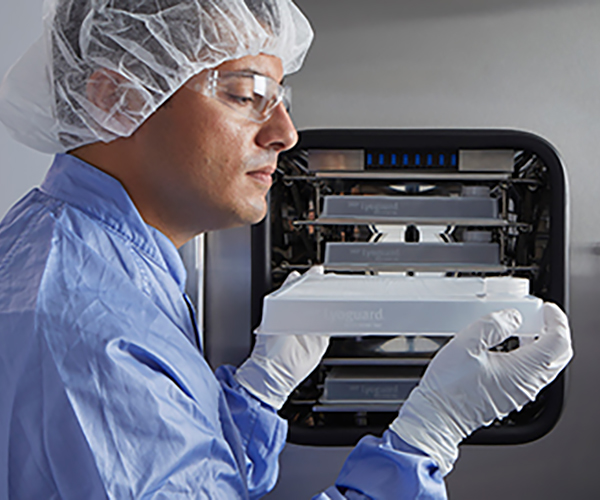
[256,268,543,336]
[321,195,498,219]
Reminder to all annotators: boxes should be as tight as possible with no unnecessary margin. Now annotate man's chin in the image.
[225,201,268,229]
[243,206,268,226]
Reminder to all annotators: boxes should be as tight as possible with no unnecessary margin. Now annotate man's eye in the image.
[225,92,255,106]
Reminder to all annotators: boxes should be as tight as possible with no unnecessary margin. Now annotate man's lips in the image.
[247,166,276,185]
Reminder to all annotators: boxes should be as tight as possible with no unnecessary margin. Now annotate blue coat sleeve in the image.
[215,365,288,497]
[313,430,448,500]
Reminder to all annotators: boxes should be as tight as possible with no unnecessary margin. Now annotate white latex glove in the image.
[390,303,573,476]
[235,269,330,410]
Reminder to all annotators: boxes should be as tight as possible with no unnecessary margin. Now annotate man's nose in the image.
[255,102,299,153]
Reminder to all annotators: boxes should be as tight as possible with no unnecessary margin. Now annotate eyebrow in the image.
[235,67,285,85]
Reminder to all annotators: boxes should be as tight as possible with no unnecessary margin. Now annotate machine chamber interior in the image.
[247,129,568,447]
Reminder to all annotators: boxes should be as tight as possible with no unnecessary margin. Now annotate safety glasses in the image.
[187,70,292,123]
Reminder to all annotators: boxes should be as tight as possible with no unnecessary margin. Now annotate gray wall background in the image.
[0,0,48,216]
[1,0,599,498]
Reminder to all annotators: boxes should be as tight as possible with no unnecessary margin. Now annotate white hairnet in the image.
[0,0,313,153]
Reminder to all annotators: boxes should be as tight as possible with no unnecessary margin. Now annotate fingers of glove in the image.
[306,265,325,276]
[491,371,539,413]
[460,309,522,350]
[251,334,329,377]
[286,334,330,373]
[249,334,281,359]
[280,270,302,289]
[543,302,572,347]
[295,333,330,356]
[279,266,324,292]
[496,303,572,384]
[539,302,573,368]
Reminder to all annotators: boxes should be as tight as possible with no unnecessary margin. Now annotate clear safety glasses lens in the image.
[188,70,291,123]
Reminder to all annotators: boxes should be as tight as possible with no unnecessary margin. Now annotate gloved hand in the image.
[235,269,330,410]
[389,303,573,476]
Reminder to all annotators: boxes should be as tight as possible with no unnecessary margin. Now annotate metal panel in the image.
[459,149,515,172]
[309,149,365,171]
[204,226,252,368]
[178,235,204,336]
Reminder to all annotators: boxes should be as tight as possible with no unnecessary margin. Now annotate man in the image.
[0,0,572,499]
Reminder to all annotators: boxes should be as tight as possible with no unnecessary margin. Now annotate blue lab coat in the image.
[0,154,446,499]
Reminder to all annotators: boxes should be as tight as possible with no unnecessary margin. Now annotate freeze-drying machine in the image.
[203,129,568,448]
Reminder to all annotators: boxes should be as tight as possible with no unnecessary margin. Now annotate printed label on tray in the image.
[323,307,384,328]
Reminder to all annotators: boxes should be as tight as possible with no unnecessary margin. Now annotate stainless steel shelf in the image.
[293,217,529,228]
[282,173,542,186]
[323,263,508,273]
[321,357,433,366]
[283,172,512,181]
[274,263,538,275]
[312,403,403,412]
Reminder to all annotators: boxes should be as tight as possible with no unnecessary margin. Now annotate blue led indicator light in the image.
[391,154,397,165]
[439,154,445,166]
[379,153,385,166]
[367,153,373,166]
[415,154,421,166]
[451,154,457,167]
[427,154,433,166]
[403,154,409,166]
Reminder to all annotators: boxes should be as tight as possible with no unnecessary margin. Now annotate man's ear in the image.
[86,69,147,131]
[86,69,128,113]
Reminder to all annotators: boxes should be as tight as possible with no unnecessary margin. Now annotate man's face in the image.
[130,53,298,244]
